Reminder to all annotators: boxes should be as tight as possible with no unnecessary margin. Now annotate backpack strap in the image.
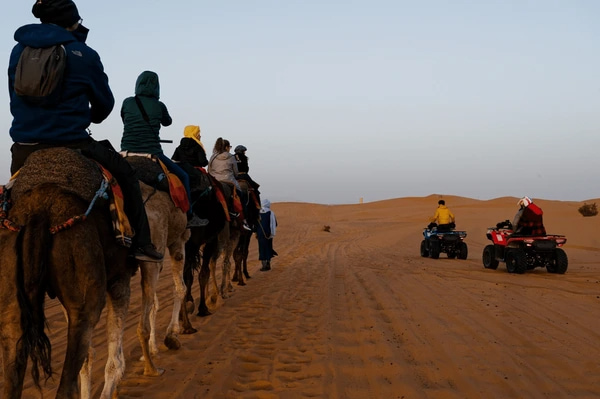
[134,95,150,123]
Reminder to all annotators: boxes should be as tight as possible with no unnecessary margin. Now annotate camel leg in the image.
[137,262,164,377]
[209,255,220,303]
[54,239,106,399]
[58,301,103,398]
[182,247,196,315]
[164,244,186,350]
[0,233,28,399]
[242,233,251,279]
[149,293,159,356]
[0,299,28,399]
[100,266,131,399]
[79,346,94,399]
[181,243,199,331]
[221,255,232,298]
[197,240,215,317]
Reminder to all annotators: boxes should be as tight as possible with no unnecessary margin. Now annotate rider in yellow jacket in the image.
[430,200,455,229]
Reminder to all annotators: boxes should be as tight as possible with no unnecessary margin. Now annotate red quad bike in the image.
[482,220,568,274]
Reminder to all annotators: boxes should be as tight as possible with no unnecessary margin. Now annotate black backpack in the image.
[14,44,67,107]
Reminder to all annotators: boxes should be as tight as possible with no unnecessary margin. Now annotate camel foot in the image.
[185,300,195,314]
[237,280,246,286]
[210,294,218,303]
[244,272,251,279]
[164,335,181,350]
[143,367,165,377]
[197,307,212,317]
[182,326,198,334]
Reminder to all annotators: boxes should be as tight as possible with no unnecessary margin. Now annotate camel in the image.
[0,148,134,399]
[180,171,228,322]
[232,179,261,285]
[124,155,190,377]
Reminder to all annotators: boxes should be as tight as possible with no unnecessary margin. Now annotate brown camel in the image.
[207,183,243,302]
[124,156,190,377]
[0,148,134,399]
[232,179,261,285]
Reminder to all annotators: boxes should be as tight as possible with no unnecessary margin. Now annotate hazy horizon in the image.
[2,1,599,205]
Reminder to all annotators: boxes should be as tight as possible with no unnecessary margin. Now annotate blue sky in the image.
[2,1,599,204]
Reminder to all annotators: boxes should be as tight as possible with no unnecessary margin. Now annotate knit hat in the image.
[234,145,247,154]
[32,0,81,28]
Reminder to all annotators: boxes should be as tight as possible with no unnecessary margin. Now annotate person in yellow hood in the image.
[172,125,208,169]
[430,199,455,231]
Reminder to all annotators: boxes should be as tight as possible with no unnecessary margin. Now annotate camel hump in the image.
[125,156,169,192]
[11,147,103,203]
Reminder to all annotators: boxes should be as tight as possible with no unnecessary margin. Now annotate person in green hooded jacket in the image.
[120,70,207,228]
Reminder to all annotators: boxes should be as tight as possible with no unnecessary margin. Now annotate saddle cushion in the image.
[11,147,103,203]
[125,156,169,192]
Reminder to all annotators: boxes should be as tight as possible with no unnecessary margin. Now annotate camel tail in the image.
[15,212,53,389]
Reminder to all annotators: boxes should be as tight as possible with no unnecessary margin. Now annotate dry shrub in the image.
[322,225,331,232]
[578,203,598,217]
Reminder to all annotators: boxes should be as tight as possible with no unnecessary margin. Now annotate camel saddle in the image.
[11,147,103,203]
[123,155,169,192]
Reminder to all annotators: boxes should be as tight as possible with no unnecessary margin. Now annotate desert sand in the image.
[3,195,600,399]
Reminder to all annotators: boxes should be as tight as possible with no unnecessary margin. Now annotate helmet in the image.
[234,145,247,153]
[517,196,532,208]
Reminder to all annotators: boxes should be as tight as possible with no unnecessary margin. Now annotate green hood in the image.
[134,70,160,99]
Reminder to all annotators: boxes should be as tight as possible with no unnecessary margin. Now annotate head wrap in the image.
[260,199,276,238]
[518,196,532,208]
[234,145,247,154]
[32,0,81,28]
[183,125,204,150]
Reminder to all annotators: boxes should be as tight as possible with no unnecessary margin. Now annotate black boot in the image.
[134,243,164,262]
[187,213,209,228]
[260,260,269,271]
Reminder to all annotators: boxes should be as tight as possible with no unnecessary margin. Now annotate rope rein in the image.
[0,179,110,235]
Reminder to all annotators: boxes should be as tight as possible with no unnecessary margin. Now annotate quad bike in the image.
[482,220,568,274]
[420,223,468,260]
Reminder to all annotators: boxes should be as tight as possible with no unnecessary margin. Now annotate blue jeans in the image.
[157,153,193,216]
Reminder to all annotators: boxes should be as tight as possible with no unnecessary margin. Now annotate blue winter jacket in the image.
[8,23,114,144]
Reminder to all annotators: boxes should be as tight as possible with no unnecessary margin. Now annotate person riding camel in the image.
[172,125,209,195]
[512,196,546,236]
[234,145,260,194]
[208,138,251,231]
[8,0,162,262]
[429,199,456,231]
[120,71,207,229]
[172,125,208,170]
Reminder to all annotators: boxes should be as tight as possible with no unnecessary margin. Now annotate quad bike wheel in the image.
[420,240,429,258]
[429,237,441,259]
[457,242,468,260]
[482,245,499,269]
[547,248,568,274]
[505,249,526,274]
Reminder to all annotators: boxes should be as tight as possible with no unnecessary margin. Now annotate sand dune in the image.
[3,195,600,398]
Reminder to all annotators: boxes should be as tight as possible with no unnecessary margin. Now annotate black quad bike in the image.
[420,223,468,260]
